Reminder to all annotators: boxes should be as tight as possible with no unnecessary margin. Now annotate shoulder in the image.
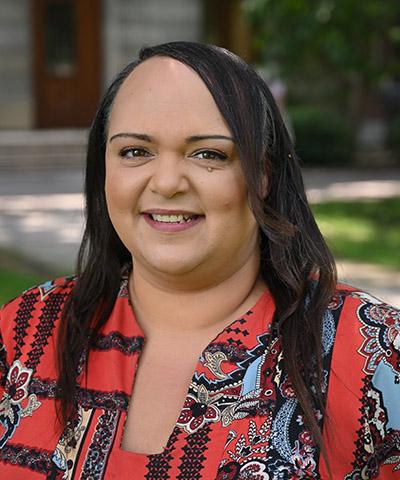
[1,274,76,307]
[334,283,399,351]
[0,275,77,350]
[329,282,399,366]
[320,282,400,400]
[328,281,398,329]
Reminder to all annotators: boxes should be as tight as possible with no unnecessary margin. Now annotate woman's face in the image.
[105,56,259,286]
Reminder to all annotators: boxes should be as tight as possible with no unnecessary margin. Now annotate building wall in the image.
[103,0,203,86]
[0,0,203,129]
[0,0,33,129]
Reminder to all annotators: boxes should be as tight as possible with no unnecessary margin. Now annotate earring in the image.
[207,167,213,172]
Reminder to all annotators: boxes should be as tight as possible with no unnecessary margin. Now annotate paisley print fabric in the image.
[0,268,399,479]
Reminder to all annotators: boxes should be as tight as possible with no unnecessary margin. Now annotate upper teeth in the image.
[151,214,195,223]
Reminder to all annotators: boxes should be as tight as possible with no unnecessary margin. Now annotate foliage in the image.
[312,198,400,269]
[290,106,353,165]
[243,0,400,132]
[243,0,400,82]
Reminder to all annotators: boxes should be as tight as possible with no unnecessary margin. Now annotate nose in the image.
[148,155,189,198]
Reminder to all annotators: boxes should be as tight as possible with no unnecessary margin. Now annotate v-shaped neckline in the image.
[114,274,275,460]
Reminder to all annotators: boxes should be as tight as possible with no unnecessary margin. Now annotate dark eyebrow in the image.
[109,132,152,143]
[185,135,235,143]
[108,132,235,144]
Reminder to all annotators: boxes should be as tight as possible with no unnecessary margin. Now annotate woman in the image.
[0,41,399,479]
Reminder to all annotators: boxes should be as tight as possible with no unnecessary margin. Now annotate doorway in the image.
[32,0,101,128]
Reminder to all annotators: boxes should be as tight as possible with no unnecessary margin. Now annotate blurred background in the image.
[0,0,399,306]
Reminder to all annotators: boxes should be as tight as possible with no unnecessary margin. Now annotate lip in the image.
[141,209,202,216]
[141,211,204,233]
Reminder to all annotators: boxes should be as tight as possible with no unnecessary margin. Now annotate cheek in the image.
[215,175,251,214]
[105,163,119,205]
[105,179,123,215]
[207,176,257,239]
[105,169,138,214]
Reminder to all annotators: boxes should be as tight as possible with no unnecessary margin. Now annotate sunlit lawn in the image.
[311,197,400,270]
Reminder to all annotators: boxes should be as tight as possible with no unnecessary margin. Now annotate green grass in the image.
[311,197,400,270]
[0,249,58,306]
[0,270,50,305]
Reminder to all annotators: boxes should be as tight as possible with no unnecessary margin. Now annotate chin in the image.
[136,251,200,277]
[135,243,202,271]
[153,259,199,276]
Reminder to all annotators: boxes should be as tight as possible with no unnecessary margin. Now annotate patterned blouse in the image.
[0,267,399,479]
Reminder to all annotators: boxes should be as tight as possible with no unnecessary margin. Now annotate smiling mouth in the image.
[147,213,201,224]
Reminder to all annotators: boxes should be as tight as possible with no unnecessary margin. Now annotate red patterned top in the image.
[0,268,399,479]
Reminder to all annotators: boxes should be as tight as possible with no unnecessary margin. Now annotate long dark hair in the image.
[58,41,336,466]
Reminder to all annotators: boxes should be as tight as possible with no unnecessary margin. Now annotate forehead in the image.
[108,56,230,136]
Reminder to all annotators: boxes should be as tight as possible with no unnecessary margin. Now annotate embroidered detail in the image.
[218,415,273,478]
[38,280,59,301]
[216,460,240,479]
[345,432,400,478]
[217,459,271,479]
[0,360,41,448]
[77,388,129,411]
[383,453,400,472]
[118,277,129,298]
[0,443,54,474]
[238,460,270,479]
[177,384,222,434]
[177,424,211,479]
[50,406,95,479]
[92,331,144,355]
[221,388,263,427]
[29,376,130,411]
[203,351,229,380]
[327,290,345,310]
[5,359,32,404]
[358,302,400,375]
[30,377,58,398]
[195,333,280,430]
[118,263,131,297]
[0,341,8,387]
[346,376,400,478]
[271,398,299,460]
[227,417,272,463]
[144,427,181,479]
[214,288,341,479]
[321,309,336,356]
[81,409,119,479]
[13,291,39,360]
[26,292,66,371]
[51,447,69,478]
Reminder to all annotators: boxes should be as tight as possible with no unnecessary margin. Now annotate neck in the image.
[128,253,266,339]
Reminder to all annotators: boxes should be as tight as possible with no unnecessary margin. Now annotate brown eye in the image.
[193,150,227,161]
[120,147,152,158]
